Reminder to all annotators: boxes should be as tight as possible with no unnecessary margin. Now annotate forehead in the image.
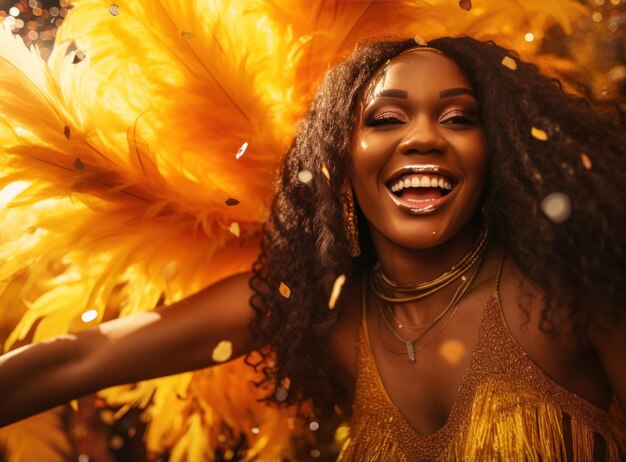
[362,51,472,102]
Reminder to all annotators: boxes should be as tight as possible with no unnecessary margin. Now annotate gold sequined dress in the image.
[339,261,619,461]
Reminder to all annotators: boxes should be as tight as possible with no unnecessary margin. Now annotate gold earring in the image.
[342,186,361,257]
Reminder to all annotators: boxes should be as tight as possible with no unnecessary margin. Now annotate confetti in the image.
[458,0,472,11]
[81,309,98,323]
[531,127,548,141]
[64,125,71,139]
[281,377,291,389]
[297,169,313,183]
[251,427,260,434]
[212,340,233,362]
[413,34,427,46]
[235,141,248,159]
[309,421,320,431]
[279,282,291,298]
[74,158,85,171]
[274,386,288,402]
[163,260,177,280]
[181,31,194,39]
[540,192,571,224]
[109,4,120,16]
[328,274,346,310]
[73,50,85,64]
[438,339,465,365]
[321,163,330,181]
[225,198,239,206]
[109,435,124,450]
[599,88,609,96]
[228,222,240,237]
[501,56,517,70]
[580,153,592,170]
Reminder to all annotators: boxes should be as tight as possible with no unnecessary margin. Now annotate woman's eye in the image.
[365,112,406,127]
[441,111,479,126]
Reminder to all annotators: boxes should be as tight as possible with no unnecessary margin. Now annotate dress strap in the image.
[492,253,505,302]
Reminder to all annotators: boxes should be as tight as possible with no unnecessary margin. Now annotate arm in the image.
[0,271,256,427]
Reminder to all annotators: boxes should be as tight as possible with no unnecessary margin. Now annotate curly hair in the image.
[245,37,626,418]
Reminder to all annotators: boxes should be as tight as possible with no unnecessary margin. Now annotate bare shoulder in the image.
[498,258,613,409]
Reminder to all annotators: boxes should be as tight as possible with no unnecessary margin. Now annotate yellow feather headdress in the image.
[0,0,589,459]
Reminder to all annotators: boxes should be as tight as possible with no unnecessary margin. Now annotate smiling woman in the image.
[1,35,625,461]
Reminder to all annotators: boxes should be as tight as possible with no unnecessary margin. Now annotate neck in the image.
[369,221,481,285]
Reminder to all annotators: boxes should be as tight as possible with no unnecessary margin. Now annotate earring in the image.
[342,186,361,257]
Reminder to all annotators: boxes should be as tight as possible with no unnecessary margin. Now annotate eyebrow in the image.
[373,87,476,100]
[439,87,475,98]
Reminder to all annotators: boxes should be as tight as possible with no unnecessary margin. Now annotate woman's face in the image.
[351,50,487,250]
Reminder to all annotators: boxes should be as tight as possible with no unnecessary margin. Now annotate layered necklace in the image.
[369,226,488,363]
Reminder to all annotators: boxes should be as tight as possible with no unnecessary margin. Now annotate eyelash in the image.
[365,110,479,127]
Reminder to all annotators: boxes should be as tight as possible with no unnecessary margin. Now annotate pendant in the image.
[406,341,416,363]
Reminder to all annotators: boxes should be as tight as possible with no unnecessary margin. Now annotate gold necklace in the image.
[371,225,488,303]
[372,248,485,363]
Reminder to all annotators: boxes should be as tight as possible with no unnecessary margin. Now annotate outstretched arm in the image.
[0,271,255,427]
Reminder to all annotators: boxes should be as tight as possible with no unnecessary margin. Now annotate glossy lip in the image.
[384,164,458,186]
[384,164,460,216]
[385,184,457,215]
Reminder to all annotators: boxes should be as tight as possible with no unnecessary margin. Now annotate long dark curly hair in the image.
[245,37,626,418]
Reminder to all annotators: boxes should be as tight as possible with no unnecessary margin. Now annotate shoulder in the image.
[498,257,613,408]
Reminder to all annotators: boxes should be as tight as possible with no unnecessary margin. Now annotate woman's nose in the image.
[398,117,446,155]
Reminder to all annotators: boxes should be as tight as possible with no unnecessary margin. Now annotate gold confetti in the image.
[540,192,571,224]
[328,274,346,310]
[439,339,466,365]
[181,31,194,39]
[531,127,548,141]
[72,50,85,64]
[580,153,592,170]
[281,377,291,389]
[321,163,330,181]
[212,340,233,362]
[99,409,115,425]
[70,399,79,412]
[297,169,313,183]
[109,4,119,16]
[413,34,427,46]
[458,0,472,11]
[74,158,85,170]
[64,125,70,139]
[274,386,288,402]
[225,198,239,206]
[224,450,235,461]
[279,282,291,298]
[235,141,248,159]
[228,222,240,237]
[501,56,517,70]
[109,435,124,450]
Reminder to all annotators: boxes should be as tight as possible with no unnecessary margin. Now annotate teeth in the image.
[389,174,454,194]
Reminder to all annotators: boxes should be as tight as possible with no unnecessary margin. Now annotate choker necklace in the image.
[371,225,488,303]
[373,251,484,362]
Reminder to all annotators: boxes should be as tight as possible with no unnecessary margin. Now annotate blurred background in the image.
[0,0,624,461]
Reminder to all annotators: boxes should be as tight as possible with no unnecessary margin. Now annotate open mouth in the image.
[386,173,456,204]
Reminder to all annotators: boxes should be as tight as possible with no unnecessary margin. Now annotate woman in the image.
[1,36,624,460]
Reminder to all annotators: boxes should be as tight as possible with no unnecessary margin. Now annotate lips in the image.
[384,164,459,215]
